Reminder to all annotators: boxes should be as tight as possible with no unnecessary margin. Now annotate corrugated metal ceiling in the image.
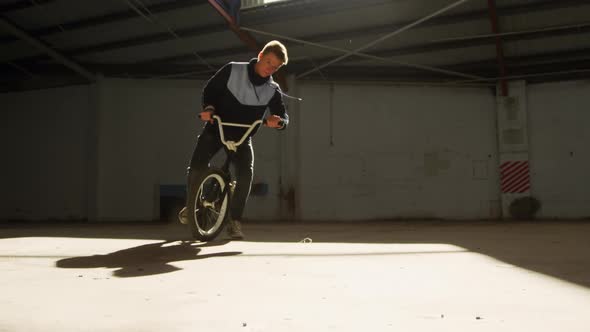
[2,0,590,92]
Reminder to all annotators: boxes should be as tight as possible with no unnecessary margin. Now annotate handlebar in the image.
[199,113,284,127]
[212,115,264,152]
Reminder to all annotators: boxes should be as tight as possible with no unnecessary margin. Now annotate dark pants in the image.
[187,126,254,221]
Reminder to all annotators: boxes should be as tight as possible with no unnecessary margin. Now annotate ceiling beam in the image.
[206,0,290,90]
[300,21,590,66]
[0,0,386,43]
[241,0,391,25]
[6,47,590,82]
[297,48,590,74]
[4,22,228,64]
[243,26,485,80]
[83,1,590,65]
[6,0,590,78]
[295,0,474,79]
[137,20,590,67]
[6,62,589,94]
[0,16,95,81]
[78,23,228,56]
[0,0,56,13]
[12,18,590,73]
[0,0,209,44]
[0,0,385,44]
[6,0,590,64]
[140,45,252,64]
[207,0,258,51]
[287,59,590,84]
[261,0,590,47]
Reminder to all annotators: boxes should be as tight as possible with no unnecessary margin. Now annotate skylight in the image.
[242,0,289,10]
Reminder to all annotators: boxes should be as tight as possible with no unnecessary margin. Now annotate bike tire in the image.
[187,168,231,241]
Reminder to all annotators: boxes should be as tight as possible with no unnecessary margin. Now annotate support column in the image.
[496,80,531,219]
[279,74,301,221]
[86,74,103,221]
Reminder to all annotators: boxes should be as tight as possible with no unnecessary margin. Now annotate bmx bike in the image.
[185,115,280,241]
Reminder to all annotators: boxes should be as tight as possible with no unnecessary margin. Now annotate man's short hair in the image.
[261,40,288,65]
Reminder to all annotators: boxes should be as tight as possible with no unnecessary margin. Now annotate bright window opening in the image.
[242,0,289,9]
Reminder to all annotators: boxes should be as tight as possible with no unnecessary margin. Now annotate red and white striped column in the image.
[500,160,530,194]
[496,81,531,218]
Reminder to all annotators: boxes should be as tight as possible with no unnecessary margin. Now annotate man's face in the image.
[255,52,283,78]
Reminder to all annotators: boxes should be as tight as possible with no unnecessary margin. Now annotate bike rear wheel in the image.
[187,168,231,241]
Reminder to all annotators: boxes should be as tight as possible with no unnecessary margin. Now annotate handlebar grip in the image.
[199,110,215,122]
[262,119,285,127]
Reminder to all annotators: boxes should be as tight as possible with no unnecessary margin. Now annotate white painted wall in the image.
[1,85,93,220]
[2,78,589,221]
[528,80,590,218]
[295,83,500,220]
[94,77,202,221]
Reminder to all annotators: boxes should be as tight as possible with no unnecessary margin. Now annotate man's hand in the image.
[199,110,214,123]
[199,105,215,123]
[265,115,284,128]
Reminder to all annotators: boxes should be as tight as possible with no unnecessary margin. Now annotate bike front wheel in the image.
[187,168,231,241]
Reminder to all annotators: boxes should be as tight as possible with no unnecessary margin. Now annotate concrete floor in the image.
[1,219,590,332]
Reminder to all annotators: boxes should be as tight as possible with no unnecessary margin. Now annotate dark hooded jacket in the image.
[201,58,289,140]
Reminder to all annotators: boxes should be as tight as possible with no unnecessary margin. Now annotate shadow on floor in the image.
[3,219,590,287]
[55,239,240,278]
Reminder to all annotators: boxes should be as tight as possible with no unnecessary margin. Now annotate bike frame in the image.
[212,115,264,195]
[187,114,276,239]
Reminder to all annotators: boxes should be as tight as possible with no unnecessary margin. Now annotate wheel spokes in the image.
[191,172,229,239]
[195,178,225,234]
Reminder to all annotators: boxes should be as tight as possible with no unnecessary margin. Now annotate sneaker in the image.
[178,206,189,225]
[227,220,244,239]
